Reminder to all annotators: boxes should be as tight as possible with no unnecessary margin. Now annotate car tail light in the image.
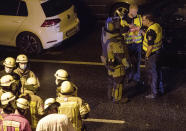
[41,18,61,27]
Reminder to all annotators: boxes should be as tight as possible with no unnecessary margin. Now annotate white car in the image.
[0,0,80,54]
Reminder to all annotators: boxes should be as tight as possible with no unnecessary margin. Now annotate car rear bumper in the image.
[40,18,80,49]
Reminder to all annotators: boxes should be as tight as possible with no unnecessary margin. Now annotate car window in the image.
[41,0,72,17]
[17,1,28,16]
[0,0,19,16]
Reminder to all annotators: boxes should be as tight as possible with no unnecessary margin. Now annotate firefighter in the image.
[21,77,44,130]
[0,57,22,95]
[142,13,164,98]
[0,92,16,124]
[36,98,75,131]
[101,16,130,103]
[54,69,78,97]
[120,4,143,87]
[56,81,90,131]
[0,75,20,97]
[14,54,40,93]
[1,92,32,130]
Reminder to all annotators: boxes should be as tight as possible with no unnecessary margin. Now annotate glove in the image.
[122,58,129,69]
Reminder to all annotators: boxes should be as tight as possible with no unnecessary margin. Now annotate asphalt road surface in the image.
[0,23,186,131]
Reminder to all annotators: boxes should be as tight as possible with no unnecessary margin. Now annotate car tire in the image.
[111,3,129,17]
[16,32,43,55]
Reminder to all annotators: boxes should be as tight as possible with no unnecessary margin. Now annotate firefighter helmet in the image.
[105,17,115,32]
[1,92,16,105]
[0,75,15,87]
[16,98,29,109]
[60,81,74,94]
[54,69,68,80]
[16,54,28,63]
[25,77,37,86]
[44,98,60,110]
[105,17,120,32]
[3,57,16,68]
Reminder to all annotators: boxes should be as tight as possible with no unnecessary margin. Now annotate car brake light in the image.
[41,18,61,27]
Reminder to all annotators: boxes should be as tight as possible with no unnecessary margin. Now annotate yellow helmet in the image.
[60,81,74,94]
[16,98,29,109]
[3,57,16,68]
[1,92,16,105]
[54,69,68,80]
[44,98,60,110]
[0,75,15,87]
[16,54,28,63]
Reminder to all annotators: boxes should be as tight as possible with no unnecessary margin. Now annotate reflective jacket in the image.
[14,68,40,93]
[56,94,90,131]
[24,90,44,129]
[121,15,142,44]
[1,112,32,131]
[143,23,162,53]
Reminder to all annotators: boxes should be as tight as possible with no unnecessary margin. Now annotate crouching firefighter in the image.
[101,17,130,103]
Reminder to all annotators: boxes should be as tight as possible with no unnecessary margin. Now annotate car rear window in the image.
[41,0,72,17]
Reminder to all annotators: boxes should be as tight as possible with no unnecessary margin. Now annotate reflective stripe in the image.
[121,15,142,44]
[143,40,162,52]
[143,23,162,52]
[3,120,20,131]
[30,101,38,128]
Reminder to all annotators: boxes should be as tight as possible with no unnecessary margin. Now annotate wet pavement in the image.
[0,23,186,131]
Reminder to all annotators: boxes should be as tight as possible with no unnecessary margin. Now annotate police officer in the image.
[14,54,40,93]
[21,77,44,130]
[54,69,78,97]
[142,13,164,98]
[0,92,32,130]
[120,4,143,86]
[101,16,130,103]
[56,81,90,131]
[36,98,75,131]
[0,75,20,97]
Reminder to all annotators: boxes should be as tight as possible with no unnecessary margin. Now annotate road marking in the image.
[83,118,125,124]
[30,59,145,68]
[30,59,104,66]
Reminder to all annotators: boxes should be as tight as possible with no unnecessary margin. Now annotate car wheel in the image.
[111,4,129,18]
[16,32,43,55]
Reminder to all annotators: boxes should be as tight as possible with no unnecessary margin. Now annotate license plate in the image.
[66,26,79,37]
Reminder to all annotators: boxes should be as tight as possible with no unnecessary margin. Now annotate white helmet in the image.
[60,81,74,94]
[54,69,68,80]
[0,75,15,87]
[16,54,28,63]
[44,98,59,110]
[1,92,16,105]
[3,57,16,68]
[25,77,37,86]
[16,98,29,109]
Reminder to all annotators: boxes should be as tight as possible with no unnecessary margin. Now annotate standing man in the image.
[54,69,78,97]
[21,77,44,130]
[120,4,143,87]
[14,54,40,93]
[0,57,22,95]
[56,81,90,131]
[142,13,164,98]
[1,93,32,131]
[36,98,75,131]
[101,17,129,103]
